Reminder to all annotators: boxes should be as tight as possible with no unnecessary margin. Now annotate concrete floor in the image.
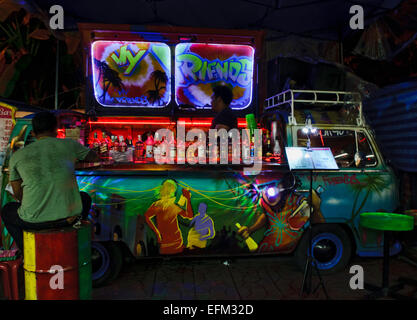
[93,253,417,300]
[2,251,417,300]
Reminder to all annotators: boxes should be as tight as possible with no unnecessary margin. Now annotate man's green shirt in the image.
[9,137,90,223]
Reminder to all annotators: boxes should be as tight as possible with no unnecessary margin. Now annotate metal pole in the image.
[55,39,59,110]
[382,231,390,291]
[339,27,344,65]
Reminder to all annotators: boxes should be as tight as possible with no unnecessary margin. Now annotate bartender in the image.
[210,85,238,130]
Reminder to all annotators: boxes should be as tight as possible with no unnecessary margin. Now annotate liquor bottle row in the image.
[88,130,282,164]
[88,131,178,163]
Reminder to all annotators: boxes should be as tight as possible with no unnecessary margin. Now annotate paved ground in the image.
[2,249,417,301]
[92,253,417,300]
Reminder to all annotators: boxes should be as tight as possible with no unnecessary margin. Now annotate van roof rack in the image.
[264,89,363,126]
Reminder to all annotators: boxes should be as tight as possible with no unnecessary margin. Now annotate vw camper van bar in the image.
[264,90,363,126]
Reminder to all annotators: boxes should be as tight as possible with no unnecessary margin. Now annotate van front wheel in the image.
[294,224,352,274]
[91,241,123,287]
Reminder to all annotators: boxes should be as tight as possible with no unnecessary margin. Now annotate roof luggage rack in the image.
[264,89,363,126]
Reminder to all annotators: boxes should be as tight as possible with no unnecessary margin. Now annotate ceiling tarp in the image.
[353,0,417,60]
[265,34,340,61]
[26,0,403,41]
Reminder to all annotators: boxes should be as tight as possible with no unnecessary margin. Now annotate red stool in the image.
[0,263,12,299]
[0,257,23,300]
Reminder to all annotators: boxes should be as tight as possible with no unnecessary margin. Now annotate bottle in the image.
[126,136,134,150]
[235,223,258,252]
[119,136,127,152]
[153,132,161,160]
[208,131,219,163]
[228,131,233,163]
[186,137,197,161]
[160,135,167,158]
[105,133,113,150]
[271,121,281,156]
[113,136,120,151]
[90,132,100,154]
[198,132,205,163]
[246,114,257,159]
[242,136,250,162]
[264,129,272,158]
[126,136,134,162]
[134,135,144,162]
[145,133,154,160]
[169,135,176,163]
[100,132,109,159]
[177,130,186,163]
[257,133,263,162]
[266,132,271,152]
[230,131,240,163]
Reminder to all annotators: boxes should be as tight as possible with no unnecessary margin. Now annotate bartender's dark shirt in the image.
[210,107,238,130]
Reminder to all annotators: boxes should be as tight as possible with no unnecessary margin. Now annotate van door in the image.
[291,125,399,255]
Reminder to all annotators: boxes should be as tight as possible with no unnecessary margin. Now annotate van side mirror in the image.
[354,151,366,168]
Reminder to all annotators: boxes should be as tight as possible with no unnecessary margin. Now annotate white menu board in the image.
[0,103,16,167]
[285,147,338,170]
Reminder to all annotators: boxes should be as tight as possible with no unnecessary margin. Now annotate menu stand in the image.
[285,147,339,299]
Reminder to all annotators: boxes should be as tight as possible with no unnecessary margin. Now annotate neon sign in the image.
[176,55,252,87]
[110,45,147,75]
[175,43,254,110]
[91,41,171,108]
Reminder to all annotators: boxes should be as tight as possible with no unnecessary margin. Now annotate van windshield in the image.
[296,129,377,168]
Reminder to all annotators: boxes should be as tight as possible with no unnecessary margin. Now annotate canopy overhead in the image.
[27,0,403,41]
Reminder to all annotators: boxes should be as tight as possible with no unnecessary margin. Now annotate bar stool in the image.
[0,263,12,299]
[0,255,23,300]
[397,210,417,295]
[360,212,414,300]
[23,222,92,300]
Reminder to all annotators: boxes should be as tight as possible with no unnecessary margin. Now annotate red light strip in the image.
[89,119,247,127]
[89,121,176,125]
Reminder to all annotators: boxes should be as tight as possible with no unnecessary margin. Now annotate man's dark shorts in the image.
[1,192,92,251]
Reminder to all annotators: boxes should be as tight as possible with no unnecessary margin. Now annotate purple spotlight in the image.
[267,186,278,198]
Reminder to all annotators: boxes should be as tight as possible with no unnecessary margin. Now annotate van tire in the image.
[92,241,123,287]
[294,224,352,274]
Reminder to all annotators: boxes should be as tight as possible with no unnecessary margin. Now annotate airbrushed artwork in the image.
[175,43,254,109]
[91,41,171,107]
[73,168,383,260]
[78,172,314,258]
[68,158,397,271]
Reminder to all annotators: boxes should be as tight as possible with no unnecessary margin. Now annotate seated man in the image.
[1,111,99,251]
